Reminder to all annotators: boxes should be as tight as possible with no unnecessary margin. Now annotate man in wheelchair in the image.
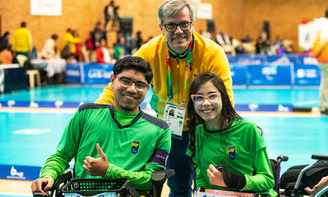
[31,56,172,196]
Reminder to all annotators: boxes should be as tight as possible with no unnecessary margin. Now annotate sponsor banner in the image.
[234,104,293,112]
[235,54,267,65]
[247,63,292,86]
[0,100,81,108]
[83,63,114,85]
[226,54,237,63]
[0,164,42,181]
[66,63,82,84]
[294,64,321,86]
[298,55,318,65]
[230,63,247,85]
[266,55,300,64]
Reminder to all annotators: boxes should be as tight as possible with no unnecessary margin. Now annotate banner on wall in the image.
[247,63,292,86]
[30,0,62,16]
[196,3,213,19]
[298,19,316,54]
[83,63,114,85]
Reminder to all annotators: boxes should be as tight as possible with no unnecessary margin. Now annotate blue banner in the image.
[294,64,321,86]
[230,63,247,86]
[83,63,114,85]
[66,63,82,83]
[266,55,300,64]
[235,54,267,65]
[298,55,318,65]
[0,164,42,181]
[247,63,292,86]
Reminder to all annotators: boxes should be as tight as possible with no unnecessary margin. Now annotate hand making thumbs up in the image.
[82,143,109,176]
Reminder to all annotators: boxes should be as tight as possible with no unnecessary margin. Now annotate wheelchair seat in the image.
[282,154,328,197]
[34,169,175,197]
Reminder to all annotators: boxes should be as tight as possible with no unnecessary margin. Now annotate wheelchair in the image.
[195,155,289,197]
[282,154,328,197]
[33,169,175,197]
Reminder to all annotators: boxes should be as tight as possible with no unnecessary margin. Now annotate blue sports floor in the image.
[0,85,328,196]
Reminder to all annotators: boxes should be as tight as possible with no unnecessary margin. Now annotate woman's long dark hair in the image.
[187,72,242,169]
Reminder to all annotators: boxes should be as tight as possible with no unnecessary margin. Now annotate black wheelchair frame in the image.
[34,169,175,197]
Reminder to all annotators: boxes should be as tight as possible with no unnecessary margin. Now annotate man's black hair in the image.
[325,7,328,18]
[51,34,58,40]
[21,22,26,27]
[113,56,153,84]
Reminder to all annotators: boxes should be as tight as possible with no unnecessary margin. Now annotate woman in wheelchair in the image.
[186,72,277,197]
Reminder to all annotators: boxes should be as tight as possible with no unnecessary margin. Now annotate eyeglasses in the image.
[190,93,221,105]
[163,22,193,32]
[116,75,149,92]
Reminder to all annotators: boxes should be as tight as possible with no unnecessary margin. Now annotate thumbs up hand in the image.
[82,143,109,176]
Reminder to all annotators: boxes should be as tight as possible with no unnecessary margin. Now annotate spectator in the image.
[91,22,107,51]
[310,8,328,115]
[41,34,58,59]
[135,31,144,50]
[0,45,13,64]
[104,0,115,30]
[72,30,82,61]
[96,38,111,63]
[113,37,129,60]
[61,28,81,60]
[216,31,235,55]
[11,22,33,62]
[0,31,10,53]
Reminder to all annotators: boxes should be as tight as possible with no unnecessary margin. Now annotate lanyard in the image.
[165,35,194,103]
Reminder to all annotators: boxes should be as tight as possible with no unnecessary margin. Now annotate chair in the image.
[34,169,175,197]
[26,69,41,89]
[285,154,328,197]
[271,155,289,197]
[196,155,288,197]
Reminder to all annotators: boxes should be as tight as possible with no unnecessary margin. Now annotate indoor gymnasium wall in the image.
[0,0,326,52]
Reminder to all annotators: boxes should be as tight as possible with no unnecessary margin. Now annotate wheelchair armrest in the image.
[47,170,72,197]
[151,169,175,185]
[277,155,289,163]
[151,169,175,197]
[312,154,328,161]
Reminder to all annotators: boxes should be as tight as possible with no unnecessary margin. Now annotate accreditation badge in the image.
[163,102,186,140]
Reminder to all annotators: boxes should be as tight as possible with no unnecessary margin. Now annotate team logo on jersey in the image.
[228,145,236,160]
[131,140,141,154]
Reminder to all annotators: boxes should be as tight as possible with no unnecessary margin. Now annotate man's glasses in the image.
[163,22,193,32]
[190,93,221,105]
[116,75,148,92]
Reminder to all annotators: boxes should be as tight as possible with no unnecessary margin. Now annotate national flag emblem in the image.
[228,145,236,160]
[131,140,141,154]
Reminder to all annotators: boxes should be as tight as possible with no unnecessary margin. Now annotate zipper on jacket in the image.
[176,57,180,69]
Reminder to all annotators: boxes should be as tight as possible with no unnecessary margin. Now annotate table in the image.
[31,59,66,78]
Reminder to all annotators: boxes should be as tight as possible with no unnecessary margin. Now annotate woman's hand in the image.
[207,164,227,187]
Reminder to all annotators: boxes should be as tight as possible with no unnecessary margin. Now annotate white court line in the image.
[293,100,318,105]
[0,192,32,196]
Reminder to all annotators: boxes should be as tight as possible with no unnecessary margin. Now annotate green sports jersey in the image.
[187,119,277,197]
[40,103,171,191]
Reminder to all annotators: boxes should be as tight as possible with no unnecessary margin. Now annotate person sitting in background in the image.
[113,37,129,60]
[96,38,111,64]
[0,31,10,53]
[61,28,81,60]
[72,30,82,61]
[41,34,58,59]
[187,72,276,197]
[0,45,13,64]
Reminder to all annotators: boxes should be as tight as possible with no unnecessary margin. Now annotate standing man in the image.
[96,0,234,196]
[11,22,33,62]
[311,8,328,115]
[31,56,171,195]
[104,0,115,30]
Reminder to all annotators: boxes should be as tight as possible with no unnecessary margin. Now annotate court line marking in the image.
[0,192,32,196]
